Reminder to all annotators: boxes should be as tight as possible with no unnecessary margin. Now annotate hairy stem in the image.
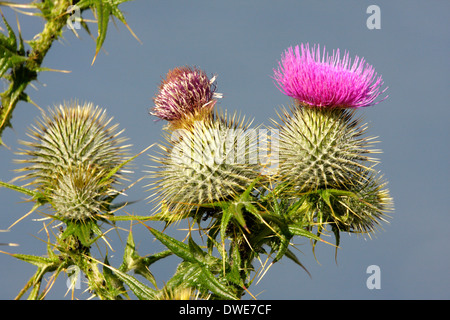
[0,0,71,143]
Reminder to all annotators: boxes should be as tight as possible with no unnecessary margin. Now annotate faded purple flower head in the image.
[273,43,388,108]
[151,66,219,123]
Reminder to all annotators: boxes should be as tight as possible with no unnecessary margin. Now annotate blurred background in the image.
[0,0,449,299]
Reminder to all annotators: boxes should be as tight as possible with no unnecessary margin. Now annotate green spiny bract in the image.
[274,105,379,193]
[327,173,393,234]
[15,101,129,221]
[272,105,392,234]
[147,110,263,222]
[289,173,393,235]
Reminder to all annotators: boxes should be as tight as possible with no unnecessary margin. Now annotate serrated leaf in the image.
[76,0,139,64]
[197,264,238,300]
[121,230,136,270]
[284,248,311,278]
[9,253,59,269]
[72,221,92,247]
[142,250,173,266]
[188,236,206,263]
[0,11,27,79]
[148,227,238,299]
[227,244,244,286]
[103,263,156,300]
[61,220,100,248]
[119,229,157,288]
[220,207,233,258]
[287,224,325,243]
[148,227,195,263]
[232,202,248,232]
[0,180,37,197]
[103,256,129,299]
[169,262,238,300]
[272,231,290,264]
[257,213,291,264]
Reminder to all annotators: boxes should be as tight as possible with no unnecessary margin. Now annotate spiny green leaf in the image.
[197,264,238,300]
[121,229,136,270]
[0,11,27,79]
[8,253,59,269]
[227,244,244,286]
[61,220,97,248]
[257,212,292,264]
[284,248,311,278]
[119,229,157,287]
[220,207,233,257]
[105,214,154,222]
[272,231,290,264]
[169,262,238,300]
[0,180,37,197]
[148,227,239,299]
[148,227,195,263]
[188,236,206,263]
[142,250,173,266]
[288,224,325,243]
[76,0,139,64]
[103,256,129,299]
[103,263,157,300]
[231,202,248,232]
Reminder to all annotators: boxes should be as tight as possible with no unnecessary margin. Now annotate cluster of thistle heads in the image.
[17,43,392,237]
[147,43,393,234]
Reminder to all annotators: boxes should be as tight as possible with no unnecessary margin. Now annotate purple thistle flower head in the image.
[273,43,388,108]
[151,66,219,124]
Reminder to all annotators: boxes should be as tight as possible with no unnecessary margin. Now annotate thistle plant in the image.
[0,0,139,146]
[270,43,393,237]
[15,101,129,222]
[1,104,137,300]
[0,0,394,300]
[147,109,262,223]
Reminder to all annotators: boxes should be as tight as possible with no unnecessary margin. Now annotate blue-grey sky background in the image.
[0,0,449,299]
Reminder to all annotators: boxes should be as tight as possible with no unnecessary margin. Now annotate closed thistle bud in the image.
[327,173,393,234]
[147,110,261,221]
[274,105,378,193]
[16,101,129,221]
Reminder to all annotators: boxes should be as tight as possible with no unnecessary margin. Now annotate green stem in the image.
[0,0,71,143]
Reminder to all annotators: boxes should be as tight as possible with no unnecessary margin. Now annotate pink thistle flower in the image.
[151,66,220,123]
[273,43,388,108]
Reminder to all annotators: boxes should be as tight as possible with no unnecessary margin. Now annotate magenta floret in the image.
[273,44,387,108]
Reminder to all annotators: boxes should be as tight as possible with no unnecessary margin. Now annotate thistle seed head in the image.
[147,110,262,221]
[16,101,129,221]
[274,106,379,193]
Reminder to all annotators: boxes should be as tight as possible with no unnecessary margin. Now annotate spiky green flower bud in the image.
[147,110,262,221]
[274,106,378,193]
[328,173,393,234]
[273,106,392,234]
[16,101,129,221]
